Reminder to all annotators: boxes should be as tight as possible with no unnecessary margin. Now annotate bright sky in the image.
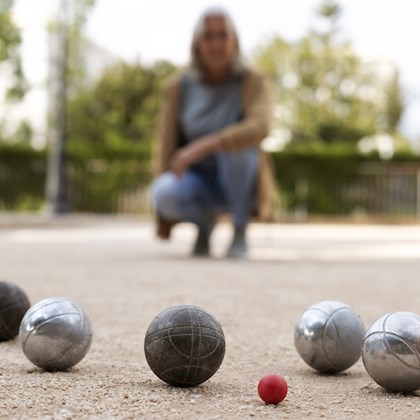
[12,0,420,139]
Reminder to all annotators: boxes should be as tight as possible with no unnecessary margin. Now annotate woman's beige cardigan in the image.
[154,69,276,236]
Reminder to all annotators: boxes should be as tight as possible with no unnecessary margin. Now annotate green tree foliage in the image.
[254,0,406,147]
[12,119,33,145]
[67,60,178,155]
[46,0,97,213]
[0,0,27,101]
[55,0,96,92]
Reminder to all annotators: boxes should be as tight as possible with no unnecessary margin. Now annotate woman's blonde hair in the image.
[189,6,248,79]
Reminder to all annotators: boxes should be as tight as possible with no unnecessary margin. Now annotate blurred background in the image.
[1,0,420,220]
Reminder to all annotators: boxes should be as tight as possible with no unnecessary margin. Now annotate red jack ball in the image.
[258,373,288,405]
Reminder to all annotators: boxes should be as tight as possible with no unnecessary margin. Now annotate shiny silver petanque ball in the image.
[19,297,93,371]
[0,281,30,341]
[362,311,420,392]
[144,305,226,387]
[294,300,365,373]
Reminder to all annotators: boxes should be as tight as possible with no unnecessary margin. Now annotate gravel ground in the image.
[0,217,419,419]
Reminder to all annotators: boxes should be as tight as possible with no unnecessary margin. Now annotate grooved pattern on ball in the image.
[0,281,30,341]
[362,312,420,392]
[19,297,93,371]
[144,305,225,387]
[323,312,340,366]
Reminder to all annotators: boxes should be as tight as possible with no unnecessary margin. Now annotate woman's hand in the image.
[170,134,222,177]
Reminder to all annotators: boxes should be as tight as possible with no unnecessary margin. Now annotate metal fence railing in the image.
[2,156,420,219]
[275,164,420,219]
[68,158,152,214]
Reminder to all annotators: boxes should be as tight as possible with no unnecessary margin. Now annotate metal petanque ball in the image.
[362,311,420,392]
[19,297,93,371]
[294,300,365,373]
[0,281,30,341]
[144,305,226,387]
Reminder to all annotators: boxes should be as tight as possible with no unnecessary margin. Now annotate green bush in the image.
[0,145,46,211]
[1,143,420,216]
[0,144,151,212]
[271,149,420,216]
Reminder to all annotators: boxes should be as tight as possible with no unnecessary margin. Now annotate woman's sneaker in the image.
[226,227,248,259]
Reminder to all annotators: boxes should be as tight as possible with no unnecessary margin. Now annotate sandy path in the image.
[0,218,419,419]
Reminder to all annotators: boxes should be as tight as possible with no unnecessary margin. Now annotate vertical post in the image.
[45,0,70,214]
[416,168,420,217]
[294,178,308,221]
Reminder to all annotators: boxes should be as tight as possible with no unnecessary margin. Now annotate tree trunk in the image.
[46,0,70,214]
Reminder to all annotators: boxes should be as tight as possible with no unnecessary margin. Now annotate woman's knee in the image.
[151,173,180,220]
[218,148,259,172]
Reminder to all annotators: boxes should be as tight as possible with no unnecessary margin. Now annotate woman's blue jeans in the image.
[151,148,258,229]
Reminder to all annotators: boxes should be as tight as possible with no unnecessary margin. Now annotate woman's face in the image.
[197,15,236,76]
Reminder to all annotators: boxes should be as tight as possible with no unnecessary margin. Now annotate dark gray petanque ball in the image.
[0,281,30,341]
[144,305,226,387]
